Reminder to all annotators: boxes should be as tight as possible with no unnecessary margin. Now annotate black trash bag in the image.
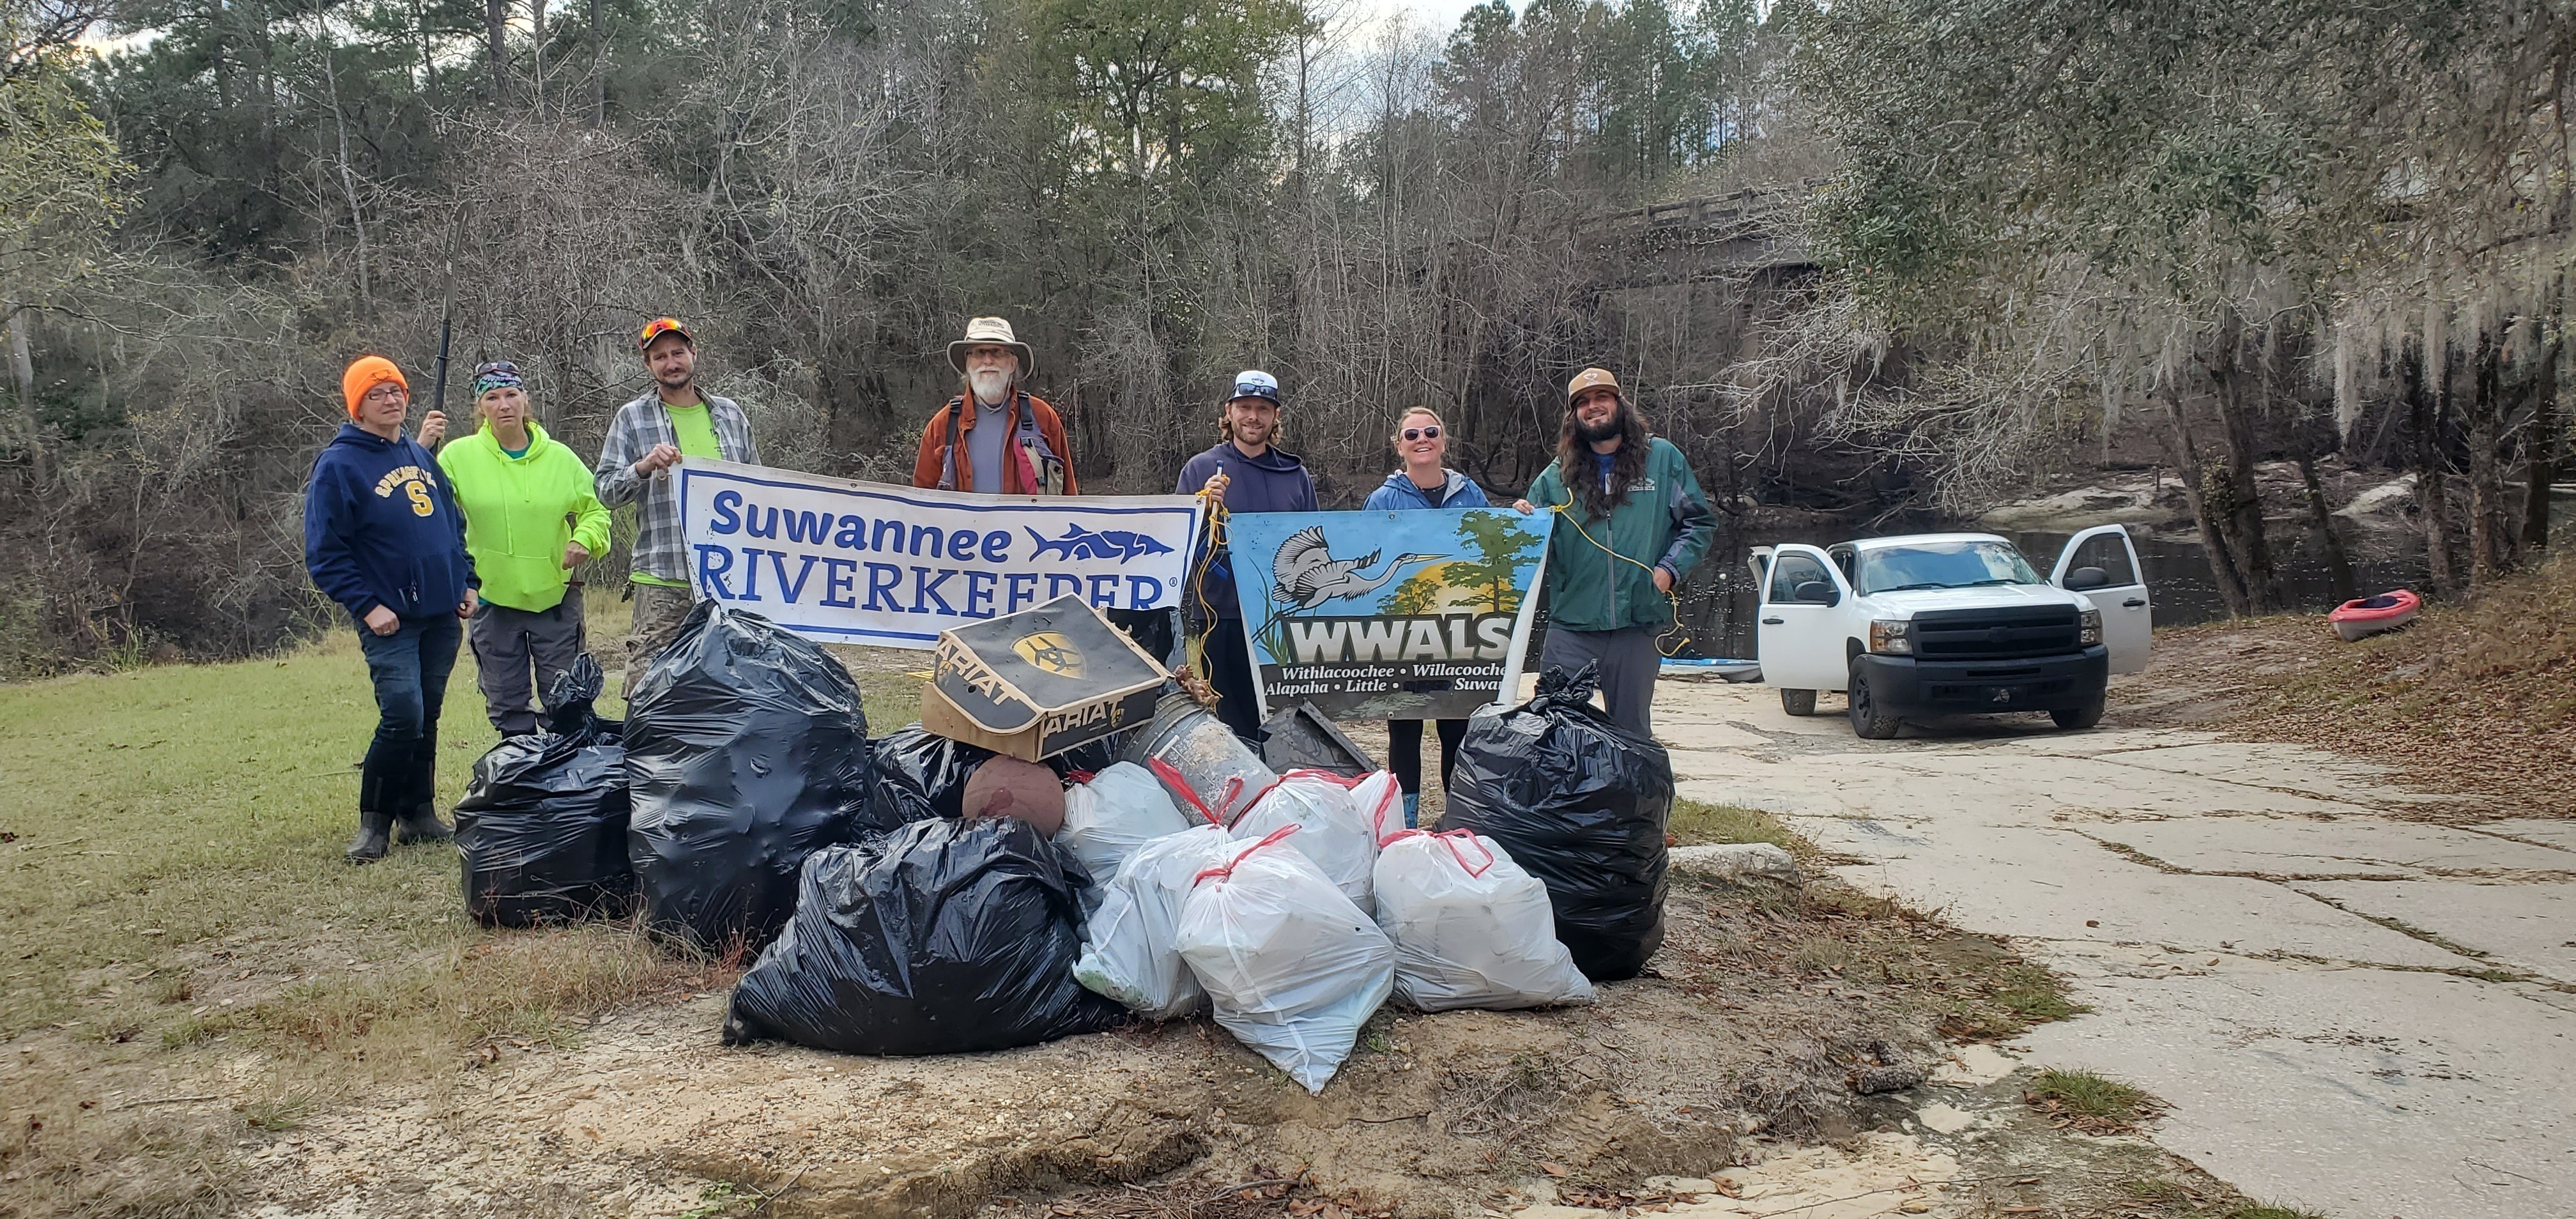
[454,656,633,928]
[1441,663,1673,981]
[722,816,1130,1054]
[866,724,994,826]
[625,602,880,951]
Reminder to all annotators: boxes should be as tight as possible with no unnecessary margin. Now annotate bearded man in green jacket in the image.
[437,362,614,736]
[1513,367,1715,738]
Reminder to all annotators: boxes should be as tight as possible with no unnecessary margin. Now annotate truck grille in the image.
[1910,606,2081,661]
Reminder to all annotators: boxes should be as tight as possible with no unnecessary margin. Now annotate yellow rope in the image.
[1179,487,1230,705]
[1541,501,1692,658]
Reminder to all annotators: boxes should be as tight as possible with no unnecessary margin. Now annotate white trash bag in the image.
[1229,770,1378,916]
[1349,769,1404,838]
[1374,828,1597,1013]
[1071,824,1237,1019]
[1177,826,1395,1094]
[1057,762,1193,911]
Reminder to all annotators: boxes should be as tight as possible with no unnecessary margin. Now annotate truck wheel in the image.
[1846,663,1901,740]
[2051,699,2105,730]
[1780,689,1816,717]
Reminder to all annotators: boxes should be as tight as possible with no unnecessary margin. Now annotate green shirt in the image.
[632,401,724,588]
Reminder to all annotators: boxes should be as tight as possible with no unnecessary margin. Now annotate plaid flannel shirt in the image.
[593,392,761,583]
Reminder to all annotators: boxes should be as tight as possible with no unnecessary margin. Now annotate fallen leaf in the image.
[1538,1162,1567,1177]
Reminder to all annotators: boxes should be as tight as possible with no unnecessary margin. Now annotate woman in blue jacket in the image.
[1361,406,1489,828]
[304,356,477,862]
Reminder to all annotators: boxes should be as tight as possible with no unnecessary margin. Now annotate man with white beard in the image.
[910,316,1078,496]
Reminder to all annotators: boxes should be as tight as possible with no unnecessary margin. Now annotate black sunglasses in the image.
[1402,425,1443,441]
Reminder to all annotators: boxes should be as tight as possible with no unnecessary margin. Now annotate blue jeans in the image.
[358,613,461,818]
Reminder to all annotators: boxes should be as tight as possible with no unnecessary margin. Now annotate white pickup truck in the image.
[1749,526,2152,738]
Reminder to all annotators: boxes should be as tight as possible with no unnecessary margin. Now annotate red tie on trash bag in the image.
[1192,824,1302,887]
[1149,757,1275,829]
[1376,827,1496,878]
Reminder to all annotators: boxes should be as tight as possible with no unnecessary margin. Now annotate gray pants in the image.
[624,581,696,681]
[1540,624,1662,739]
[470,586,587,736]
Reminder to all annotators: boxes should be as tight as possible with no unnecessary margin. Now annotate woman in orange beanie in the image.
[305,355,477,862]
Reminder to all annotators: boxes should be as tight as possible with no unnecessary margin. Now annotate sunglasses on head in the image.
[1402,425,1443,441]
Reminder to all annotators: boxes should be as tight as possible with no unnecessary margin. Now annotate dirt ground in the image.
[3,866,2269,1219]
[2113,558,2576,822]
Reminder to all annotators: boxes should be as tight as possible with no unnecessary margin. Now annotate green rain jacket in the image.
[1522,436,1716,632]
[436,421,613,613]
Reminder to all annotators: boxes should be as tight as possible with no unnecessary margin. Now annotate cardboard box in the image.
[923,595,1170,762]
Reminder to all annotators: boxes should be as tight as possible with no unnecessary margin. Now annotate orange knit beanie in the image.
[341,356,408,419]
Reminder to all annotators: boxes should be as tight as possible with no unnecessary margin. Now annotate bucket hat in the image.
[948,317,1035,376]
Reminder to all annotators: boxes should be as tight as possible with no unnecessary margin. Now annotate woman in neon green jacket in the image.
[436,362,613,736]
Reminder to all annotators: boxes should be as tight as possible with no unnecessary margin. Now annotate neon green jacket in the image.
[1523,436,1715,632]
[436,421,613,613]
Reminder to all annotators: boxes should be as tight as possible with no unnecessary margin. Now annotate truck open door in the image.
[2051,525,2152,674]
[1756,543,1855,700]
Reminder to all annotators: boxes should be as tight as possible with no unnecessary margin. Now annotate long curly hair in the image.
[1556,393,1650,518]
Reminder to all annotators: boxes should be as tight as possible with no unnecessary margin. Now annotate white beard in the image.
[970,369,1010,405]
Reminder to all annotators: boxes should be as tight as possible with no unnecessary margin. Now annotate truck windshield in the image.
[1855,541,2043,594]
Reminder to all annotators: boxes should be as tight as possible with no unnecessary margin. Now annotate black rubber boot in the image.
[394,806,454,845]
[344,812,394,863]
[391,730,452,844]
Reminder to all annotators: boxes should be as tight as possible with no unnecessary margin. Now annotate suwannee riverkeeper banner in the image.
[677,459,1201,648]
[1225,507,1552,721]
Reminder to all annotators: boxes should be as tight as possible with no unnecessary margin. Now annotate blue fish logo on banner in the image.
[678,459,1201,648]
[1025,524,1178,564]
[1225,508,1552,721]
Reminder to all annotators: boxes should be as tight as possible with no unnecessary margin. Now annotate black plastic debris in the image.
[866,723,995,826]
[454,656,633,928]
[1441,663,1673,981]
[624,602,878,951]
[723,816,1130,1055]
[1259,701,1378,778]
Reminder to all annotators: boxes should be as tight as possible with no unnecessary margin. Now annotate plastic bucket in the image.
[1122,692,1279,827]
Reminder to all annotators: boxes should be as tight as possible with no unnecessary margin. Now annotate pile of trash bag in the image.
[866,724,993,827]
[1442,663,1674,981]
[624,602,880,951]
[1071,824,1237,1018]
[1373,829,1596,1011]
[1177,826,1394,1093]
[1056,763,1192,911]
[723,816,1129,1054]
[454,657,634,928]
[1229,770,1379,916]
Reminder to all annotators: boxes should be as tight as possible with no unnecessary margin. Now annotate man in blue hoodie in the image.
[305,356,478,863]
[1175,370,1317,741]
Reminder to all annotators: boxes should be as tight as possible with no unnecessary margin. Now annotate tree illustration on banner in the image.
[1450,510,1541,616]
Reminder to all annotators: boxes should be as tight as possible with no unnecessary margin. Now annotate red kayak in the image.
[2329,590,2421,641]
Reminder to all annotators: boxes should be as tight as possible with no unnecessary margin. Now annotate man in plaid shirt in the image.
[593,318,761,679]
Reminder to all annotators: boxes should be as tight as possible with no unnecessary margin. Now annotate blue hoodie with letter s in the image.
[303,423,475,624]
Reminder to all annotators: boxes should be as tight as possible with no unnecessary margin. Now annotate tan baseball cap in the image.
[1567,367,1621,404]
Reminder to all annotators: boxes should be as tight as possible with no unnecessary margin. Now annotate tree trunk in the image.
[2161,395,2254,617]
[2206,326,2282,611]
[2406,339,2459,594]
[2466,326,2508,585]
[589,0,604,126]
[487,0,510,97]
[2297,453,2357,604]
[2522,279,2563,555]
[8,308,43,487]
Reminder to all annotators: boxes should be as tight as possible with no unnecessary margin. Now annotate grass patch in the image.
[238,1089,321,1133]
[2027,1068,2166,1133]
[1668,798,1823,863]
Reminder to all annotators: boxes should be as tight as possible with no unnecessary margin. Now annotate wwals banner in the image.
[677,459,1201,648]
[1226,507,1552,721]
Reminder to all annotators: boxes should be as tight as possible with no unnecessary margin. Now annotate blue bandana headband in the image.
[472,361,524,399]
